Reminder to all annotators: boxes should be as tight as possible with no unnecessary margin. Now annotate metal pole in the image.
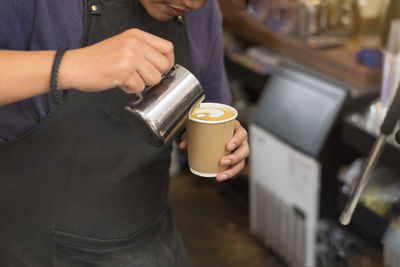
[339,134,387,225]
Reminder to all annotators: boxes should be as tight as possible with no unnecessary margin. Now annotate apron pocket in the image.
[106,88,132,123]
[51,214,177,267]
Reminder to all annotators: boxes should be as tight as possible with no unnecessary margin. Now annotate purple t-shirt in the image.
[0,0,231,142]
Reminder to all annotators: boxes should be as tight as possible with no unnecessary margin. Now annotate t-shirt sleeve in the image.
[0,1,34,50]
[185,0,232,105]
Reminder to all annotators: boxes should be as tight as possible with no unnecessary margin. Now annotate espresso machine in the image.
[340,82,400,225]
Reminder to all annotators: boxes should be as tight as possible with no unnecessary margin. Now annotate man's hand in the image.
[59,28,174,94]
[179,120,249,182]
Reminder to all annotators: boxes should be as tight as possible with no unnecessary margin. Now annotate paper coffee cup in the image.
[186,103,238,177]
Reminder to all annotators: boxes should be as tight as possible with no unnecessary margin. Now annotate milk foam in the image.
[190,105,236,122]
[194,108,224,118]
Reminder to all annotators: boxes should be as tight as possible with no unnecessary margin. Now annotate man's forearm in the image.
[0,50,57,106]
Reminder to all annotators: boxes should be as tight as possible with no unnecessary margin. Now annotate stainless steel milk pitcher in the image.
[124,64,205,147]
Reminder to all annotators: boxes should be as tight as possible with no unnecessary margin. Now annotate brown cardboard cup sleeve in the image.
[186,103,237,177]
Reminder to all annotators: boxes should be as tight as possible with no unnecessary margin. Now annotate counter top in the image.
[222,12,382,91]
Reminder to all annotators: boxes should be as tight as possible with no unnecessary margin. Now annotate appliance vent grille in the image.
[254,184,306,267]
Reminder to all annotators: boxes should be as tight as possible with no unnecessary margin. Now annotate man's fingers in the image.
[220,139,249,166]
[216,159,245,182]
[179,132,187,150]
[120,71,145,94]
[137,30,175,68]
[137,59,163,86]
[142,44,173,74]
[179,140,187,150]
[226,121,248,152]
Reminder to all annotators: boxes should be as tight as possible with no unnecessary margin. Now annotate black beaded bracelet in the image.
[50,46,68,104]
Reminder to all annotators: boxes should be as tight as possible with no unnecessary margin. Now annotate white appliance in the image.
[250,124,320,267]
[249,62,347,267]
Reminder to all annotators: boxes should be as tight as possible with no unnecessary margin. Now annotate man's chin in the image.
[157,15,175,21]
[148,11,174,21]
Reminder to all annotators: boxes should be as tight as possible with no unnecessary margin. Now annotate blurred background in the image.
[169,0,400,266]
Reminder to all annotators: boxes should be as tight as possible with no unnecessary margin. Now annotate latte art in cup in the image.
[190,107,236,122]
[189,103,237,123]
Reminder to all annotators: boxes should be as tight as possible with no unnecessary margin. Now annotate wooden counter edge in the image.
[222,12,382,90]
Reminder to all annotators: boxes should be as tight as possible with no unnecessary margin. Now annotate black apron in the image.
[0,0,191,266]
